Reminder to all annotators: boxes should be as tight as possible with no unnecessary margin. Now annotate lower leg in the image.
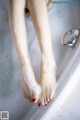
[27,0,56,107]
[9,0,41,102]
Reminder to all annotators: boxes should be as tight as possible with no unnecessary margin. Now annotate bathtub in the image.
[0,0,80,120]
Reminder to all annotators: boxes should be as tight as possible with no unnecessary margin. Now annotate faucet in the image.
[62,27,80,48]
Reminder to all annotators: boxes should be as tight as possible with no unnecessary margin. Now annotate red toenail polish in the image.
[38,103,41,106]
[42,105,44,107]
[45,104,47,106]
[32,98,36,102]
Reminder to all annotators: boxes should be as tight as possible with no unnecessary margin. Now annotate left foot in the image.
[38,54,57,107]
[21,65,41,103]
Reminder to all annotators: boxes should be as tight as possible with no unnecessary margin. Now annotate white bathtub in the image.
[0,0,80,120]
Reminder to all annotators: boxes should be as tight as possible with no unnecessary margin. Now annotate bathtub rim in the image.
[23,43,80,120]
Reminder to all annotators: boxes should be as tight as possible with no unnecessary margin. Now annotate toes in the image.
[43,95,47,106]
[38,93,51,107]
[44,95,48,106]
[32,85,41,103]
[38,102,41,107]
[28,94,33,102]
[32,91,40,103]
[38,97,42,107]
[41,97,45,107]
[46,91,50,103]
[37,89,56,107]
[47,99,50,103]
[49,91,55,101]
[38,96,45,107]
[38,95,48,107]
[44,101,48,106]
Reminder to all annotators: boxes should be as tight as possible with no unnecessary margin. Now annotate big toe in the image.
[32,86,41,103]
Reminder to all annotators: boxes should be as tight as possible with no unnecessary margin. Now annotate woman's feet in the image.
[21,55,57,107]
[22,66,41,103]
[38,54,57,107]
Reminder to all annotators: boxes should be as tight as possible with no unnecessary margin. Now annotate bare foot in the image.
[21,66,41,103]
[38,54,56,107]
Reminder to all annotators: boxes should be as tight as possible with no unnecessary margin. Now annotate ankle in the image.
[41,52,56,66]
[21,65,36,82]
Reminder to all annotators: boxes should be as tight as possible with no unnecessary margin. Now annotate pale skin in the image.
[9,0,57,107]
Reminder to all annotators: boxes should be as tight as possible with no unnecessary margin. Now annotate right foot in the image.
[38,54,57,107]
[21,66,41,103]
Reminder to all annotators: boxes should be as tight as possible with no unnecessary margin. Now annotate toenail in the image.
[42,105,44,107]
[38,103,41,106]
[45,104,47,106]
[32,98,36,102]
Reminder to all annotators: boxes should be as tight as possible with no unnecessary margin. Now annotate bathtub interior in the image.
[0,0,80,120]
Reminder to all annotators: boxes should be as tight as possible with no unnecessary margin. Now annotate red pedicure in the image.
[32,98,36,102]
[38,103,41,106]
[42,105,44,107]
